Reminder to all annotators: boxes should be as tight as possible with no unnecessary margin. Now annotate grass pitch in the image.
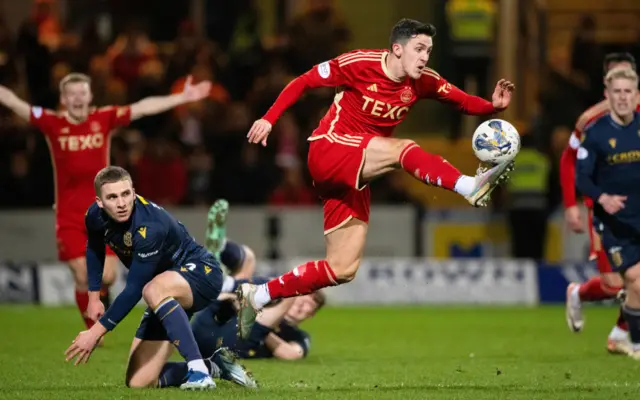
[1,305,639,399]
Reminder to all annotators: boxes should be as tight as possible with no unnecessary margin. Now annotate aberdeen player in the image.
[0,73,210,331]
[561,52,636,353]
[234,19,515,337]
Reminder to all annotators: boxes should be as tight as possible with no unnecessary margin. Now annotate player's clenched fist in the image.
[247,119,272,146]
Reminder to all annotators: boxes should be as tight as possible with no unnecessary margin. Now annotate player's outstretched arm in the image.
[0,85,31,120]
[65,260,156,365]
[418,71,514,115]
[248,58,350,146]
[97,260,156,331]
[129,75,211,121]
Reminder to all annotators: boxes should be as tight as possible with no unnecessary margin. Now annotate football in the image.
[471,119,521,164]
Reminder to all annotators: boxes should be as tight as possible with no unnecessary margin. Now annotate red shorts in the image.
[307,133,376,234]
[57,225,115,262]
[587,208,612,274]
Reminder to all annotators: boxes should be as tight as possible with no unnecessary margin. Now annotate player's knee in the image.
[390,138,416,161]
[125,374,155,388]
[326,258,361,283]
[141,282,163,308]
[68,258,88,287]
[234,245,256,279]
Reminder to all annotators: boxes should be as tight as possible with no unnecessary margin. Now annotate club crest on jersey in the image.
[609,138,617,148]
[401,89,413,103]
[124,231,132,247]
[91,121,101,132]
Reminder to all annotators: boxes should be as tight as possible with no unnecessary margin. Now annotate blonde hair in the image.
[605,67,638,87]
[59,72,91,93]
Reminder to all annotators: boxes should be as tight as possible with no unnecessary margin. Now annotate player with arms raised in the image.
[576,67,640,358]
[561,53,637,353]
[235,19,515,336]
[64,166,256,390]
[0,73,210,332]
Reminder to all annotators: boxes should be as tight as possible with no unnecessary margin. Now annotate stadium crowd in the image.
[0,0,417,209]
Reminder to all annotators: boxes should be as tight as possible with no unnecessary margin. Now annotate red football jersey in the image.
[263,49,496,138]
[30,106,131,228]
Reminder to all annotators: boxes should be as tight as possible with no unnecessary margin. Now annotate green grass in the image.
[1,305,639,399]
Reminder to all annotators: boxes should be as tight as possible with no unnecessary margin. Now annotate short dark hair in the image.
[603,52,636,74]
[390,18,436,49]
[94,166,132,196]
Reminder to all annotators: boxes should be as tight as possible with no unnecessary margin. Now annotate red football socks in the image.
[74,290,95,328]
[578,276,618,301]
[267,260,338,299]
[398,143,462,190]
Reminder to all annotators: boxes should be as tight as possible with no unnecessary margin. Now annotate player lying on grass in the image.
[64,166,256,390]
[575,66,640,358]
[562,52,637,354]
[193,279,324,361]
[236,18,515,338]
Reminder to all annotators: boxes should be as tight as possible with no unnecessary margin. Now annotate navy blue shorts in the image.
[135,254,223,341]
[597,222,640,273]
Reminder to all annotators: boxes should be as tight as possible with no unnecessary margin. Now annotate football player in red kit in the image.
[234,19,515,337]
[0,73,210,332]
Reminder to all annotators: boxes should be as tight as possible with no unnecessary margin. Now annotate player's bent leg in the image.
[361,136,513,207]
[236,219,366,339]
[141,271,216,390]
[126,338,174,388]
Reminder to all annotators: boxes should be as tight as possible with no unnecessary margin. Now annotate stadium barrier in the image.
[0,206,589,262]
[0,258,599,306]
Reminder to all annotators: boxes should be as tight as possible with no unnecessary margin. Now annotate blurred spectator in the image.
[0,18,18,87]
[219,143,278,204]
[88,55,128,106]
[570,15,603,104]
[445,0,496,139]
[224,0,265,100]
[268,164,317,206]
[108,25,157,89]
[32,0,63,52]
[135,136,187,206]
[16,19,53,105]
[187,146,215,206]
[39,61,70,109]
[286,0,351,74]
